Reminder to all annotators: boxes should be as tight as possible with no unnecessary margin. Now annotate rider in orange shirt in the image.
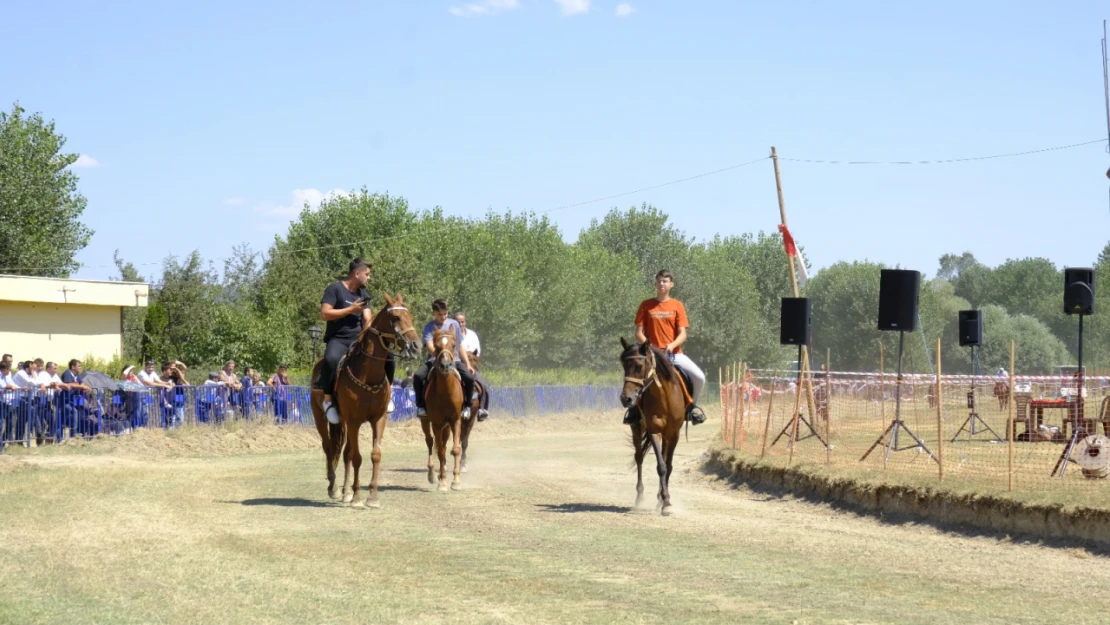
[625,269,707,425]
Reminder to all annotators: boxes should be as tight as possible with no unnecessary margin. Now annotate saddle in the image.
[675,367,693,405]
[423,365,462,406]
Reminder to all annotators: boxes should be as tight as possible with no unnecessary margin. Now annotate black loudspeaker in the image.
[780,297,811,346]
[958,310,983,347]
[1064,267,1094,315]
[877,269,920,332]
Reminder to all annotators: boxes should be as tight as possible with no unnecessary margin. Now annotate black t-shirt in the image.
[321,281,371,341]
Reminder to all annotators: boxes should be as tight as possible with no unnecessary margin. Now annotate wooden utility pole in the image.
[936,338,944,481]
[770,146,819,424]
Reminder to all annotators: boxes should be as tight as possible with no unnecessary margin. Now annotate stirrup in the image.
[417,407,427,418]
[477,409,489,422]
[387,399,395,413]
[685,404,706,425]
[461,407,471,421]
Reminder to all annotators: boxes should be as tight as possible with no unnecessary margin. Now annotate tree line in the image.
[5,102,1108,378]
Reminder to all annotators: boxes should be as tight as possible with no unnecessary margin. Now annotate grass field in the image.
[1,409,1108,624]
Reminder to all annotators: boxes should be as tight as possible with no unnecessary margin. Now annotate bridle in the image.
[360,306,417,358]
[622,349,658,406]
[344,305,417,394]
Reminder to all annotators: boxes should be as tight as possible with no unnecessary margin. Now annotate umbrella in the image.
[82,371,118,391]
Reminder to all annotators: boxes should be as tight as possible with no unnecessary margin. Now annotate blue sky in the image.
[3,1,1109,281]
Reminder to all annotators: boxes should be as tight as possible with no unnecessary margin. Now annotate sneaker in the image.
[461,407,471,420]
[685,404,706,426]
[477,409,489,422]
[324,401,340,425]
[387,399,395,413]
[417,407,427,418]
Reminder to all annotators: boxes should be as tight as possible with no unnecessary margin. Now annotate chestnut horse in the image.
[619,338,685,516]
[311,293,420,507]
[993,380,1009,410]
[420,329,466,491]
[459,350,484,473]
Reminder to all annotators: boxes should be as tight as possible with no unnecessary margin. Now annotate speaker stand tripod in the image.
[1052,315,1087,477]
[951,345,1003,443]
[861,331,938,465]
[771,344,828,449]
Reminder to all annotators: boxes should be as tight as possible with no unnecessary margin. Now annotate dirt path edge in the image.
[705,446,1110,547]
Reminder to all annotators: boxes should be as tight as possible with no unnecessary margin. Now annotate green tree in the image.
[0,103,93,277]
[977,305,1070,374]
[113,250,148,362]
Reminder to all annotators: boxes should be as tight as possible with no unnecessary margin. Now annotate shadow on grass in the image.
[536,502,633,514]
[235,498,336,508]
[371,484,423,492]
[390,468,429,474]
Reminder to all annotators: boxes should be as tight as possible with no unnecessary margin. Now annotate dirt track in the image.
[0,411,1108,624]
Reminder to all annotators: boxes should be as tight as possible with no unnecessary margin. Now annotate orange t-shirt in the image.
[635,298,689,354]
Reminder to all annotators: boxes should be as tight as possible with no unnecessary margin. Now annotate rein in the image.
[342,306,415,394]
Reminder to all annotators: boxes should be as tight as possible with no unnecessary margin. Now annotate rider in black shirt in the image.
[317,258,395,423]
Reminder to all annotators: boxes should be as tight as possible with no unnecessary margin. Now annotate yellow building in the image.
[0,274,149,365]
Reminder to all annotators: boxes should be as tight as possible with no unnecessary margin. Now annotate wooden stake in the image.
[826,347,832,467]
[1008,340,1015,492]
[761,369,780,458]
[936,337,944,481]
[734,362,745,451]
[723,365,731,445]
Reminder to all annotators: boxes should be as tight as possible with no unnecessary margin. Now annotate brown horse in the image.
[994,380,1009,410]
[459,350,484,473]
[311,293,420,507]
[420,329,466,491]
[619,338,685,516]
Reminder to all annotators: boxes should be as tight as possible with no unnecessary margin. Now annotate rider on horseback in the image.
[624,269,707,425]
[317,258,395,424]
[413,299,479,420]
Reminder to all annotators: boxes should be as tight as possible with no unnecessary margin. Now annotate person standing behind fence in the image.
[268,365,291,423]
[161,361,189,427]
[455,313,490,421]
[0,361,17,448]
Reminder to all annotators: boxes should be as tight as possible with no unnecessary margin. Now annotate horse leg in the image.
[460,410,474,473]
[327,423,345,500]
[348,421,364,506]
[341,425,354,503]
[649,432,665,510]
[661,434,678,516]
[632,421,646,508]
[435,423,449,491]
[450,417,463,490]
[420,416,435,485]
[366,416,386,509]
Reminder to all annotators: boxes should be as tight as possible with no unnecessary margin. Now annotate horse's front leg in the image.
[341,422,355,503]
[661,434,677,516]
[650,432,665,510]
[420,415,435,485]
[632,418,646,508]
[435,423,449,491]
[366,415,386,509]
[348,421,365,506]
[327,423,345,500]
[450,417,463,491]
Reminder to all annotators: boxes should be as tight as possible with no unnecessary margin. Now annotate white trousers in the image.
[669,353,705,404]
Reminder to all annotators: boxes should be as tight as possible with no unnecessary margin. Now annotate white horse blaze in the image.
[441,336,448,346]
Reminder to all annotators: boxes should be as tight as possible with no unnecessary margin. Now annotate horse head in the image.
[433,329,458,375]
[619,337,656,408]
[375,293,422,359]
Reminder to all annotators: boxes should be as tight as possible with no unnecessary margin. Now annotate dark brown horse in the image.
[311,293,420,507]
[994,380,1009,410]
[459,350,484,473]
[619,338,685,516]
[420,329,466,491]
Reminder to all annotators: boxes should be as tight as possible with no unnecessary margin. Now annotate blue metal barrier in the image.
[0,384,622,447]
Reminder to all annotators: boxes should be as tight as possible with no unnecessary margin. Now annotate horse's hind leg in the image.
[347,421,364,506]
[327,423,345,500]
[450,417,463,491]
[460,411,475,473]
[420,416,435,485]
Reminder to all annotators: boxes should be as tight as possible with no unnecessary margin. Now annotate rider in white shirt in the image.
[454,313,489,421]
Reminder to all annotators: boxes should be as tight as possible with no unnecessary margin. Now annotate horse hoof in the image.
[328,489,340,500]
[661,505,674,516]
[342,493,354,504]
[365,500,382,509]
[438,483,449,492]
[427,470,436,485]
[350,499,363,508]
[461,465,468,473]
[451,482,462,491]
